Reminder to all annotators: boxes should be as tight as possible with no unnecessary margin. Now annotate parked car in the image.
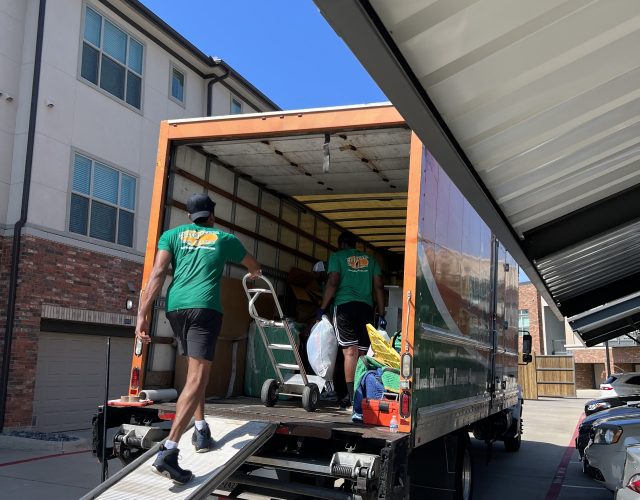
[585,396,640,416]
[578,404,640,459]
[584,415,640,491]
[615,444,640,499]
[601,373,640,398]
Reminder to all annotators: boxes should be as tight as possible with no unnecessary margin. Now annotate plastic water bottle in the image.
[389,414,398,433]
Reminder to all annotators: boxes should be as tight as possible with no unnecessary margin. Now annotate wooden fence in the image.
[518,354,576,399]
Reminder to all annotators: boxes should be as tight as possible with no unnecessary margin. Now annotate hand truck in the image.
[242,273,328,412]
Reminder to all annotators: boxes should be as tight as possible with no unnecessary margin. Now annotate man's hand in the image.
[378,314,387,330]
[135,317,151,344]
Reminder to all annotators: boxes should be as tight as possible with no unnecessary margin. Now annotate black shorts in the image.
[166,308,222,361]
[332,301,373,351]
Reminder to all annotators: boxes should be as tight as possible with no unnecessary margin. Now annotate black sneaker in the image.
[339,395,352,410]
[152,445,193,484]
[192,423,214,453]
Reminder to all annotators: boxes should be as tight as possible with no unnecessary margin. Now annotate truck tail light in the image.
[400,390,410,418]
[158,410,175,421]
[627,474,640,493]
[130,368,140,389]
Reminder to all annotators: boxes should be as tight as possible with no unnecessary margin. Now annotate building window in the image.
[80,6,144,109]
[70,153,136,247]
[231,97,243,114]
[170,65,185,104]
[518,309,530,335]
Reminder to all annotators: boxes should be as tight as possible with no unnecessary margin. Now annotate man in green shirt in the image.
[319,231,385,408]
[135,193,261,484]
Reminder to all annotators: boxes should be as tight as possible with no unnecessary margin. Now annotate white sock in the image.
[164,440,178,450]
[195,420,206,430]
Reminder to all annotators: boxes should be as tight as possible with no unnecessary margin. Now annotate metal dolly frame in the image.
[242,273,327,412]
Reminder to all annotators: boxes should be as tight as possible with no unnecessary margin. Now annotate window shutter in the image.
[128,39,143,74]
[69,194,89,235]
[120,174,136,210]
[84,7,102,47]
[103,20,127,64]
[73,154,92,194]
[118,210,134,247]
[89,201,117,242]
[92,162,118,204]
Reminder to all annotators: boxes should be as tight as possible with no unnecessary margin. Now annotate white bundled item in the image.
[307,315,338,380]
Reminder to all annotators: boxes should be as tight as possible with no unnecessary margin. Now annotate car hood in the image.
[583,408,640,427]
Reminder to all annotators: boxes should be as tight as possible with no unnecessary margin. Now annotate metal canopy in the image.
[314,0,640,338]
[190,123,411,254]
[568,293,640,347]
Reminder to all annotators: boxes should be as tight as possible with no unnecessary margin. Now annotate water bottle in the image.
[389,414,398,433]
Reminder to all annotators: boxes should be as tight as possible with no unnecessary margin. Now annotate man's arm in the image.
[373,274,386,317]
[320,272,340,312]
[241,253,262,278]
[135,249,172,343]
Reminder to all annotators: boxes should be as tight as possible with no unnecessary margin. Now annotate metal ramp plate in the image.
[82,417,276,500]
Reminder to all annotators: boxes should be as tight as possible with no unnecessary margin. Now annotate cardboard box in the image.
[174,276,272,398]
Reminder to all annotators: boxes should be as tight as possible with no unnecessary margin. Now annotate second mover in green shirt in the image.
[158,224,247,313]
[328,249,381,306]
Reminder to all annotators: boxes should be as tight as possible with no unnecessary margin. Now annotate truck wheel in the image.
[455,436,473,500]
[261,379,279,407]
[504,433,521,452]
[504,417,522,452]
[302,383,319,412]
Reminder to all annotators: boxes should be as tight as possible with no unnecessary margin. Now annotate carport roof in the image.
[314,0,640,340]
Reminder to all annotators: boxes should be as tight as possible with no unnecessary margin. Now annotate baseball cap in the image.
[186,193,216,221]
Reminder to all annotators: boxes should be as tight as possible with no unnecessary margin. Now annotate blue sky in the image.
[141,1,532,283]
[140,0,387,109]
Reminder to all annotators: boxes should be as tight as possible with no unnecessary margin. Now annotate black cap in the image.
[186,193,215,221]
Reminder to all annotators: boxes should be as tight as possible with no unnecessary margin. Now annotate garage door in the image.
[33,332,133,431]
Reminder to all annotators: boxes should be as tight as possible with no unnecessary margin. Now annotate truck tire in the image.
[504,417,522,452]
[261,379,279,407]
[504,433,521,452]
[455,435,473,500]
[302,383,319,412]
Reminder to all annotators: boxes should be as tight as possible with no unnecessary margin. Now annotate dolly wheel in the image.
[261,379,279,407]
[302,383,319,412]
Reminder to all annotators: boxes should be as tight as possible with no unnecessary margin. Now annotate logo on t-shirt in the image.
[346,255,369,271]
[179,230,218,250]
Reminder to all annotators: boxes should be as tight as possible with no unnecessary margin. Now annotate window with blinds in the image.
[80,6,143,109]
[70,152,136,247]
[170,64,185,104]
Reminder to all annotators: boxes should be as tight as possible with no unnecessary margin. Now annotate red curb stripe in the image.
[544,413,585,500]
[0,448,91,467]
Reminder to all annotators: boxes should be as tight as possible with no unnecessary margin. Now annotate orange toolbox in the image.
[362,398,400,427]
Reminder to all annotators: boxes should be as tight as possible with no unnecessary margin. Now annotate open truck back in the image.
[90,104,527,500]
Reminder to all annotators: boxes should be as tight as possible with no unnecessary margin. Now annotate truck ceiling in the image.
[314,0,640,342]
[169,105,411,254]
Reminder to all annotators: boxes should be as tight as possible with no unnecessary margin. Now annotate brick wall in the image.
[575,363,595,389]
[0,234,142,427]
[518,283,543,355]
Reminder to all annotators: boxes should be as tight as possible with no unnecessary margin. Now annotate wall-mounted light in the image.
[45,98,54,108]
[126,299,134,310]
[5,95,14,102]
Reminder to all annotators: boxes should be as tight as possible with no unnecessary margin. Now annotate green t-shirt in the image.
[327,249,381,307]
[158,224,247,313]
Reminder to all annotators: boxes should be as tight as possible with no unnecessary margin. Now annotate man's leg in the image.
[168,357,211,442]
[343,345,359,404]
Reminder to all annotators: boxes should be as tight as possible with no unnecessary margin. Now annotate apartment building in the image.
[0,0,278,431]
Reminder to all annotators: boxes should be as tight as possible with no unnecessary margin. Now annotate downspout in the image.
[206,58,230,116]
[0,0,47,432]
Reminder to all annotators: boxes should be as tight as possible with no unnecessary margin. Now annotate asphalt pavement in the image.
[0,392,613,499]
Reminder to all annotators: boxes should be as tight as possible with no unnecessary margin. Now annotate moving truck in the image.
[92,104,531,500]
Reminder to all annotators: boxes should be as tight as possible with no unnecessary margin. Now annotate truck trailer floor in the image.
[0,397,612,499]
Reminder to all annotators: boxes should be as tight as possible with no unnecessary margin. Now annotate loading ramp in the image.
[81,416,276,500]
